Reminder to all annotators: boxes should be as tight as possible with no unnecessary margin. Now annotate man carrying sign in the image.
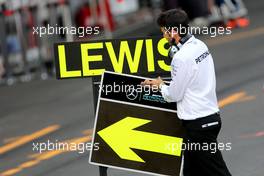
[142,9,232,176]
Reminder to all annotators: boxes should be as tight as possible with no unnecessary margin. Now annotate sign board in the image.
[54,36,172,79]
[90,71,185,176]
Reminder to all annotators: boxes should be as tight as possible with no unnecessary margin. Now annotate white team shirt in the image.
[160,36,219,120]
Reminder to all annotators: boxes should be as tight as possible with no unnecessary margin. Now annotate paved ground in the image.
[0,0,264,176]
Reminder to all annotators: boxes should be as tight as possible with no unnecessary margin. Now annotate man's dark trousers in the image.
[182,113,232,176]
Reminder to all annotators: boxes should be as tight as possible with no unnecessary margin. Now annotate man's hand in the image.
[141,76,164,88]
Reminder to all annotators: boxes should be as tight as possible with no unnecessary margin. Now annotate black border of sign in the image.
[89,71,183,176]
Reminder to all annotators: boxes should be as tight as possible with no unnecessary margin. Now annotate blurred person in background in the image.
[212,0,249,28]
[75,2,94,30]
[75,0,114,35]
[181,0,211,26]
[0,54,5,80]
[163,0,179,10]
[162,0,249,28]
[37,4,55,77]
[162,0,211,27]
[39,19,54,77]
[75,2,103,35]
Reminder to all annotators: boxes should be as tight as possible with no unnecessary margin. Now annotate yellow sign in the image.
[54,37,171,79]
[90,72,185,175]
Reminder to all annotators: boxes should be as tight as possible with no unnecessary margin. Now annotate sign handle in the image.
[92,77,109,176]
[99,166,108,176]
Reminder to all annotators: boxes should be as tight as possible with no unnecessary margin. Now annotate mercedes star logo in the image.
[126,87,139,100]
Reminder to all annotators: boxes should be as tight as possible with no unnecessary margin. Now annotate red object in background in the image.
[236,17,250,28]
[103,0,115,31]
[27,10,38,47]
[3,10,14,16]
[58,0,66,5]
[117,0,124,3]
[75,4,93,28]
[226,17,250,29]
[75,0,114,32]
[226,19,237,29]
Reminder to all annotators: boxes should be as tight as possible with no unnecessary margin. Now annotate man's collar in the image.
[177,34,194,49]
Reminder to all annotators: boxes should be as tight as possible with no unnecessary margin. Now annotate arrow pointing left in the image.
[97,117,183,163]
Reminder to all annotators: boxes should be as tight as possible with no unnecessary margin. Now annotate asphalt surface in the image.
[0,0,264,176]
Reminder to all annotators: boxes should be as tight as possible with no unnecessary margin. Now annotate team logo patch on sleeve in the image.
[195,51,210,64]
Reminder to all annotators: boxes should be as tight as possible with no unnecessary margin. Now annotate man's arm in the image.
[160,58,191,102]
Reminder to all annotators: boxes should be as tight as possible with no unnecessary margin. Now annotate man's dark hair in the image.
[157,9,189,37]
